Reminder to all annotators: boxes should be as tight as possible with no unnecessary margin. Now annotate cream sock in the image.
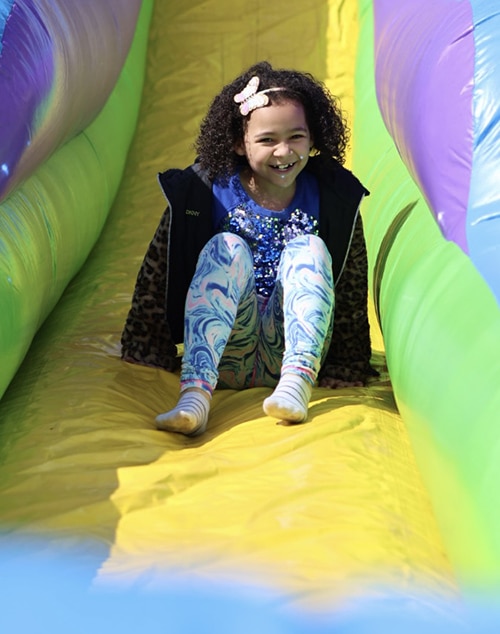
[263,373,313,423]
[156,388,211,437]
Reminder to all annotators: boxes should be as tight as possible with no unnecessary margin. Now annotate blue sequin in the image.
[221,204,319,297]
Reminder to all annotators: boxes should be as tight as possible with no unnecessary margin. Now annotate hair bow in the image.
[234,76,273,116]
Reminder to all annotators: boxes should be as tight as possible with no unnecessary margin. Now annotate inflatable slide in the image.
[1,0,499,629]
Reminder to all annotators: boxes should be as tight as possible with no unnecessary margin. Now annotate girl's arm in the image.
[120,208,180,371]
[318,214,378,387]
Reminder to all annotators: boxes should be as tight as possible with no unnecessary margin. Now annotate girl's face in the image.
[235,100,312,200]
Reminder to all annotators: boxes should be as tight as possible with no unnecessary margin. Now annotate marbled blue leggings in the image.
[180,232,335,394]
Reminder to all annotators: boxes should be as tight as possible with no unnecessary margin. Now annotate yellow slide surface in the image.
[0,0,458,615]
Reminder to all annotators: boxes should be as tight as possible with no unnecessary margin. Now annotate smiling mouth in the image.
[271,162,295,171]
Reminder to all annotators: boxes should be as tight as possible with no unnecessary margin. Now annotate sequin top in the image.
[212,171,320,298]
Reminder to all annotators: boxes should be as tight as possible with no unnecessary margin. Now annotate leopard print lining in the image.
[121,207,180,371]
[318,215,377,384]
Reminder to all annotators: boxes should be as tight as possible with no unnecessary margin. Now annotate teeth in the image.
[275,163,293,170]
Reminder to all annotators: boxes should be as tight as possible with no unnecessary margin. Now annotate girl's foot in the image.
[263,374,313,423]
[156,388,211,436]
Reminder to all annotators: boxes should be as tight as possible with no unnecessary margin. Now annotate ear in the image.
[234,140,246,156]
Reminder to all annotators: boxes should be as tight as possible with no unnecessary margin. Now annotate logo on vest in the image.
[185,209,200,216]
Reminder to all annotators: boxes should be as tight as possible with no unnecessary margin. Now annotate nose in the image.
[274,141,293,157]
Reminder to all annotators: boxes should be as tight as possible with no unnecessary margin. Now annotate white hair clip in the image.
[234,76,284,116]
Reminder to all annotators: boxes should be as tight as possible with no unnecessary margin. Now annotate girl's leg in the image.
[261,234,335,422]
[156,233,258,436]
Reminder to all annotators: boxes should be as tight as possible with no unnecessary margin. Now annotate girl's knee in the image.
[291,233,326,249]
[203,232,253,266]
[211,232,251,255]
[208,232,245,248]
[285,234,331,265]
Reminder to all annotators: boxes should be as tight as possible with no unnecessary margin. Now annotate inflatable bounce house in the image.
[1,0,499,630]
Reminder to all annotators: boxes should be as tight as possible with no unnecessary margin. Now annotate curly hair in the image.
[195,61,350,180]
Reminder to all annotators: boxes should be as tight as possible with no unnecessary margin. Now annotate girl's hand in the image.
[319,377,364,389]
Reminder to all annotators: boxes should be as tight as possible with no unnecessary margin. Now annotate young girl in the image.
[121,61,377,436]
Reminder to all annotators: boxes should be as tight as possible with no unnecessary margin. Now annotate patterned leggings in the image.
[180,232,335,393]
